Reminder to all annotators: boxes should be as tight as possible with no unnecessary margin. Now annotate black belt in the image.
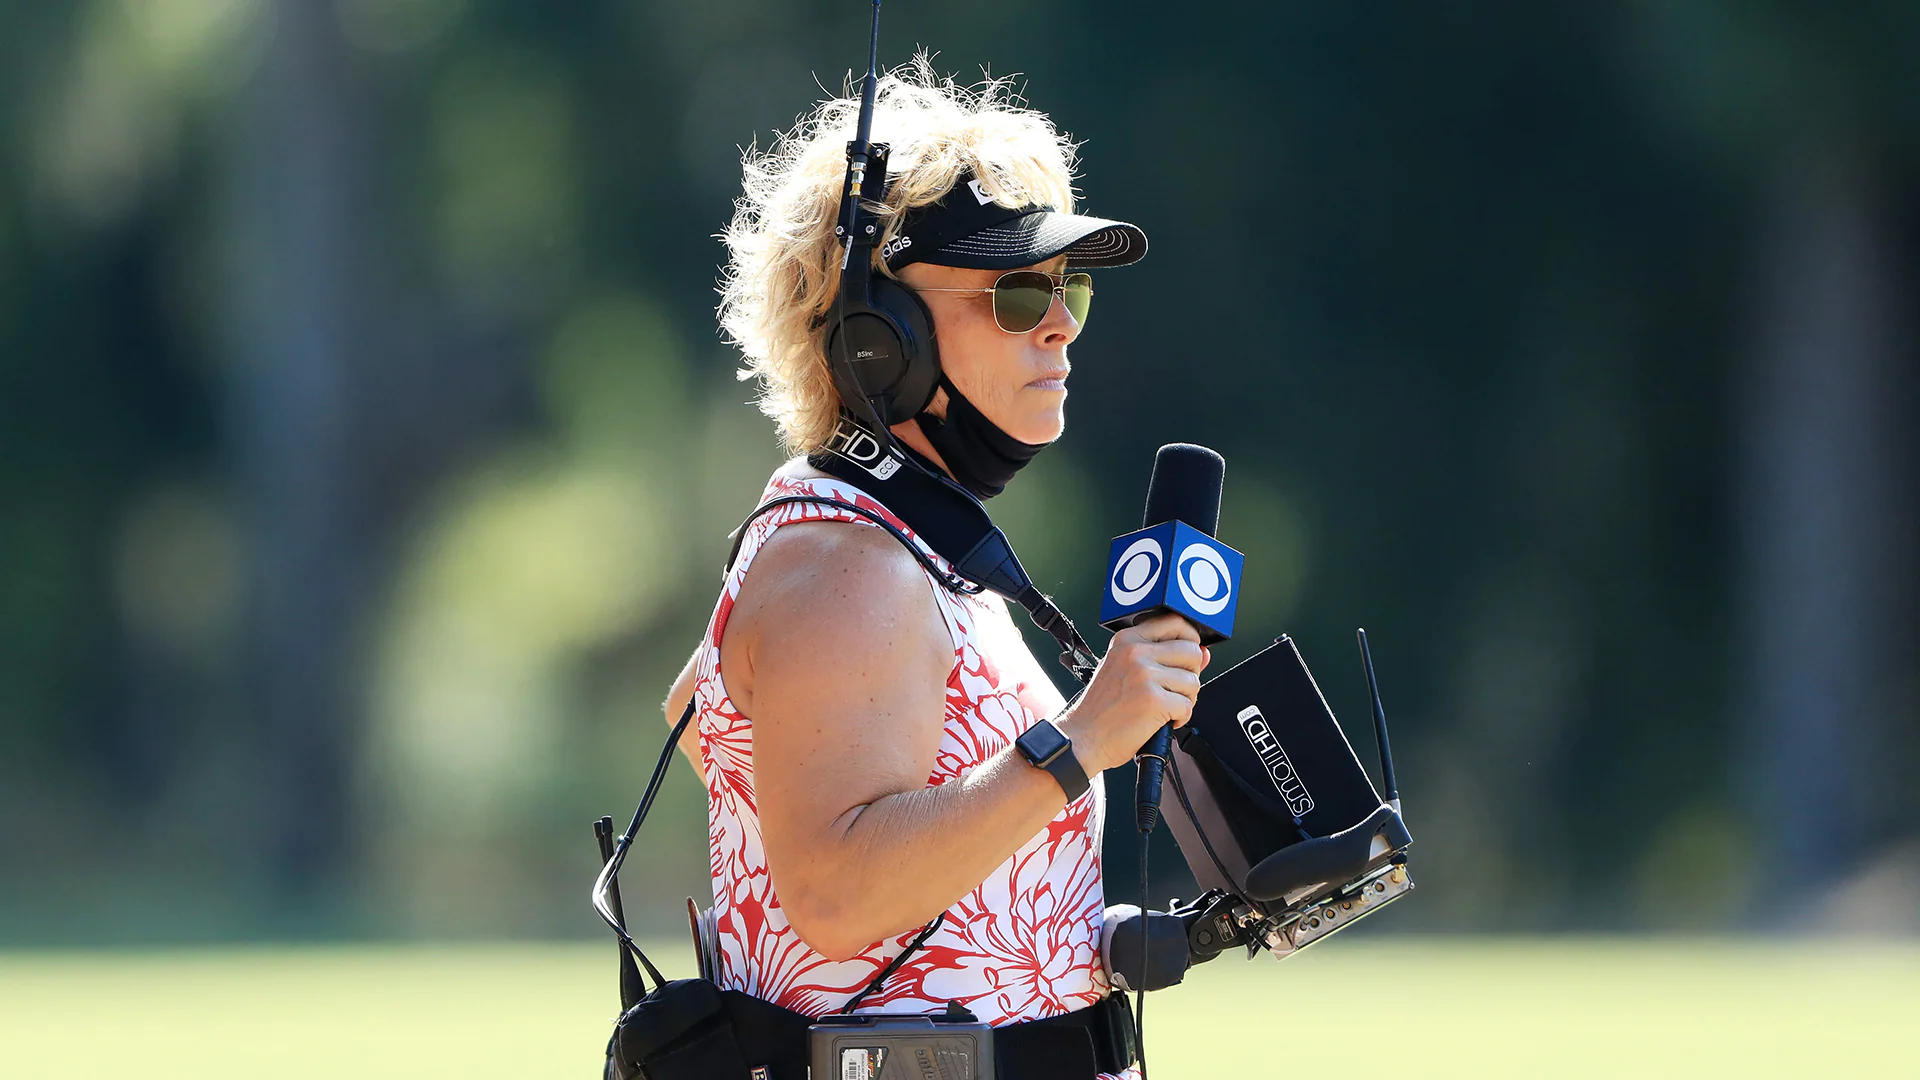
[720,988,1136,1080]
[1004,993,1137,1078]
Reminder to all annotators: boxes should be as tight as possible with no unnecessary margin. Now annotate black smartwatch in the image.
[1015,718,1090,800]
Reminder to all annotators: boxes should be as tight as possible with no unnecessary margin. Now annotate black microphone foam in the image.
[1142,443,1224,536]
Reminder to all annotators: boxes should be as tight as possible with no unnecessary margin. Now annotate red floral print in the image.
[692,473,1136,1079]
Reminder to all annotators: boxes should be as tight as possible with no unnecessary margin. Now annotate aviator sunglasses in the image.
[914,270,1094,334]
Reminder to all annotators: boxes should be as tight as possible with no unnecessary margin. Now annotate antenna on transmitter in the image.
[1356,627,1401,812]
[828,0,896,441]
[836,1,884,273]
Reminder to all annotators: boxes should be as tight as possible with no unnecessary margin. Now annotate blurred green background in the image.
[1,0,1916,1074]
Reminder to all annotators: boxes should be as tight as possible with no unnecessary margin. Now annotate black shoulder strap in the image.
[592,695,696,993]
[724,416,1099,683]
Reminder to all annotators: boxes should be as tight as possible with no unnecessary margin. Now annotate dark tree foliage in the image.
[0,0,1913,942]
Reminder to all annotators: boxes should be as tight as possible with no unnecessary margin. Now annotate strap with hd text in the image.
[721,415,1099,683]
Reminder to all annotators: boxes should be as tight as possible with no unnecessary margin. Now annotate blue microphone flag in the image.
[1099,519,1243,644]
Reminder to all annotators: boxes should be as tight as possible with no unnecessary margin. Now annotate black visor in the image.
[883,171,1148,272]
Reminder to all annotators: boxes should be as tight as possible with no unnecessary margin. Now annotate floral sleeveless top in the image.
[695,469,1123,1059]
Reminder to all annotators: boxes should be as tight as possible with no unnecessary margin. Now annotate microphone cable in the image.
[1136,824,1151,1078]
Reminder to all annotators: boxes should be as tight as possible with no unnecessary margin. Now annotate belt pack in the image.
[605,977,1135,1080]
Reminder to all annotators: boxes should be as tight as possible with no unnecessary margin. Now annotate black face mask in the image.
[915,377,1048,500]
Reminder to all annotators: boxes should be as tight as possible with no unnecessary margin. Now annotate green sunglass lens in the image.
[989,272,1095,332]
[991,272,1055,333]
[1062,273,1093,328]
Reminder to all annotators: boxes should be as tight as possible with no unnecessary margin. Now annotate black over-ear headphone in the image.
[825,21,942,437]
[825,142,942,434]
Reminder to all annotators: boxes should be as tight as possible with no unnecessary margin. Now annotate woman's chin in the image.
[1009,409,1066,446]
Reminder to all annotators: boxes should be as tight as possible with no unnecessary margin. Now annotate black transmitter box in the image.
[807,1008,993,1080]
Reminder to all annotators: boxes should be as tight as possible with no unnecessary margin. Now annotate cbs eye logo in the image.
[1175,542,1233,615]
[1108,536,1164,605]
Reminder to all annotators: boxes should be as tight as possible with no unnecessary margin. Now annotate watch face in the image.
[1021,720,1067,763]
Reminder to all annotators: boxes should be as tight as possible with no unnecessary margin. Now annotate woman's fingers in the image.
[1150,638,1209,674]
[1157,667,1202,699]
[1128,613,1202,644]
[1071,615,1217,764]
[1156,682,1199,724]
[1119,617,1209,673]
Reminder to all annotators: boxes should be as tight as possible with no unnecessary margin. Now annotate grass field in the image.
[3,937,1915,1078]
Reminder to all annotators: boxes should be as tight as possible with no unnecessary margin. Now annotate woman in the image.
[664,65,1206,1079]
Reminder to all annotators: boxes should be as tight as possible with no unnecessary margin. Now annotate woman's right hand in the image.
[1057,613,1210,775]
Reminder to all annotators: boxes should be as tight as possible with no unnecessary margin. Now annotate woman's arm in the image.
[664,647,702,785]
[728,520,1205,962]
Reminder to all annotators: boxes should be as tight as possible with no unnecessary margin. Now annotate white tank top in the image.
[694,468,1127,1068]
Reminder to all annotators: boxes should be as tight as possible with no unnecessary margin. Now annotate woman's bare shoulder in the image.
[722,506,951,714]
[744,456,925,615]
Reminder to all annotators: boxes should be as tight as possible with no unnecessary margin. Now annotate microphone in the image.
[1099,444,1241,832]
[1142,444,1225,547]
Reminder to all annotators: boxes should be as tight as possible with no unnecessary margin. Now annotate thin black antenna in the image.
[856,1,882,152]
[1356,628,1400,809]
[831,0,894,441]
[836,1,883,274]
[594,816,647,1010]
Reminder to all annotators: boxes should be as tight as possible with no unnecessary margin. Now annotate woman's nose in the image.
[1036,288,1082,346]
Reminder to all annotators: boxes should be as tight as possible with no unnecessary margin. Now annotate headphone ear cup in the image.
[865,277,941,418]
[825,307,907,429]
[825,277,941,427]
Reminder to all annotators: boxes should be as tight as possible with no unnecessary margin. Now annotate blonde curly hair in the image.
[718,57,1081,454]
